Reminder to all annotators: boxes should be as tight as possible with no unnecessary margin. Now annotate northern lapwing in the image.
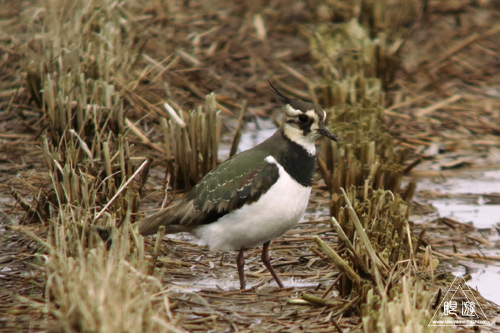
[139,82,337,289]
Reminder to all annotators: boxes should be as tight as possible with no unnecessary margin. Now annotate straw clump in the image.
[309,16,414,207]
[304,2,443,329]
[22,215,181,332]
[162,93,222,191]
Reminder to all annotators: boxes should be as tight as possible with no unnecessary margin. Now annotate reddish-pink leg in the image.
[261,241,284,288]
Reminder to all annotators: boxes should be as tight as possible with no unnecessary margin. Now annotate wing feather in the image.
[186,151,279,224]
[138,150,279,235]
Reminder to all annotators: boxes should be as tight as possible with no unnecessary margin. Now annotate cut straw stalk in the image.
[416,94,461,117]
[301,293,328,306]
[125,118,165,153]
[164,102,187,128]
[253,14,267,40]
[229,101,246,157]
[95,159,149,220]
[300,293,346,308]
[150,226,166,274]
[313,236,362,287]
[163,92,220,188]
[329,216,370,274]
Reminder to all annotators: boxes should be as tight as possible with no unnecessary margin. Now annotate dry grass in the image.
[21,217,181,332]
[362,277,448,332]
[1,0,500,331]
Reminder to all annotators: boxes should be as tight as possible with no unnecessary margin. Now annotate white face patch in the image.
[305,110,317,119]
[305,110,320,131]
[282,108,322,155]
[284,104,303,117]
[282,126,318,155]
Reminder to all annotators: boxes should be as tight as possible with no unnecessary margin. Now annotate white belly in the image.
[193,157,311,251]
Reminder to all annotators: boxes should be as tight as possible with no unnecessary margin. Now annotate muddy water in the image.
[415,170,500,228]
[411,170,500,305]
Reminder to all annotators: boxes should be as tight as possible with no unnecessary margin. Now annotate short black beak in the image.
[318,125,337,142]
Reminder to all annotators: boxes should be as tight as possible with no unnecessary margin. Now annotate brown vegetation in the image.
[1,0,499,331]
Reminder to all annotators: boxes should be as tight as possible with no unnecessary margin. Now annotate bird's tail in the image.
[137,201,192,236]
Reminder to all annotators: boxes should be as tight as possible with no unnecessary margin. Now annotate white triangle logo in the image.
[429,274,491,326]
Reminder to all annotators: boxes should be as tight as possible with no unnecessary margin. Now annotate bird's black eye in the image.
[298,115,308,123]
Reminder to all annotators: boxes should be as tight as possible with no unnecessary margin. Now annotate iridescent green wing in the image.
[185,149,279,224]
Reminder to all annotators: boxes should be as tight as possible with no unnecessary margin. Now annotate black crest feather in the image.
[267,80,291,104]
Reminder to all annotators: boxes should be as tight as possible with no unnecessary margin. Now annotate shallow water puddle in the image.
[469,266,500,305]
[410,169,500,304]
[170,275,320,292]
[236,120,276,153]
[416,170,500,195]
[431,199,499,229]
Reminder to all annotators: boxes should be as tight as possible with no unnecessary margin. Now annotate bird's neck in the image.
[263,128,317,187]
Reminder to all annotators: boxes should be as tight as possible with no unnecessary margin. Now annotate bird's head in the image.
[269,81,337,154]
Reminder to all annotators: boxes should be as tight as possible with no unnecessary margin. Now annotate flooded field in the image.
[2,0,499,330]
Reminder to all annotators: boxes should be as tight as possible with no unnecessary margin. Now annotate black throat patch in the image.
[271,131,316,187]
